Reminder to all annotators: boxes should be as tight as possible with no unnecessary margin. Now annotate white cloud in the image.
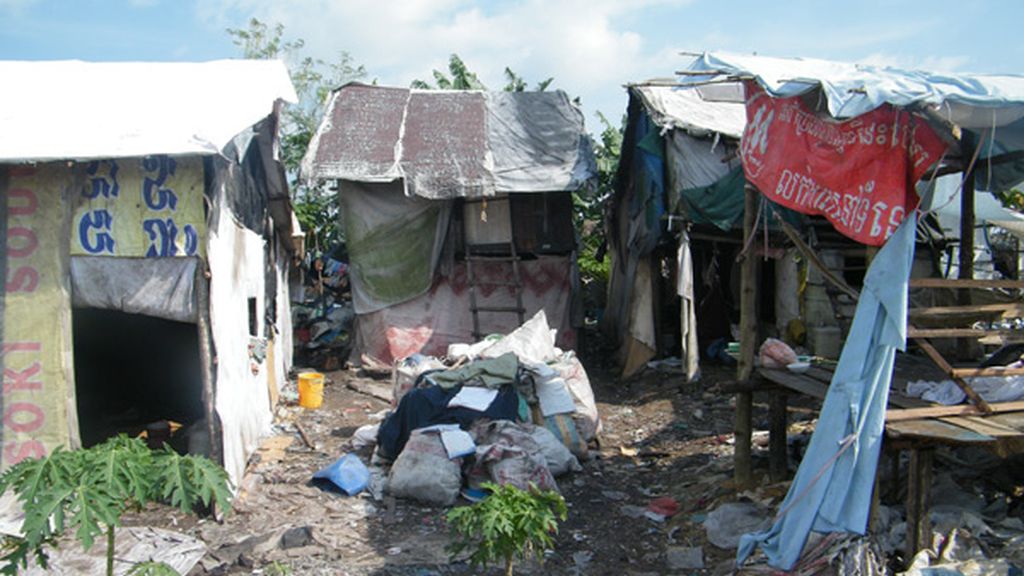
[197,0,693,128]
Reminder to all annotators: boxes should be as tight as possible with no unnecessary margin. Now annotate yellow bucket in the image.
[297,372,325,409]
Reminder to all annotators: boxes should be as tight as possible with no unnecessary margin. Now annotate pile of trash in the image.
[313,311,600,506]
[293,250,354,371]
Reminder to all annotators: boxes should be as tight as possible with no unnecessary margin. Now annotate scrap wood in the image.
[886,401,1024,422]
[294,422,315,449]
[345,379,392,402]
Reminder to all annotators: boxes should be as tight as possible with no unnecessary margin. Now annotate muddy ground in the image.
[119,333,1024,576]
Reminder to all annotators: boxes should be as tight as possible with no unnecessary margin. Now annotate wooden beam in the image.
[952,367,1024,378]
[734,183,759,490]
[908,327,1024,339]
[909,302,1024,321]
[912,337,992,413]
[906,448,934,564]
[909,277,1024,289]
[886,401,1024,422]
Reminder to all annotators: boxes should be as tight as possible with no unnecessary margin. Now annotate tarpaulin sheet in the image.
[683,52,1024,128]
[355,256,574,364]
[737,214,917,570]
[70,156,206,258]
[0,60,296,162]
[70,257,197,323]
[302,84,596,198]
[632,83,746,138]
[740,82,947,245]
[341,181,451,314]
[2,164,78,467]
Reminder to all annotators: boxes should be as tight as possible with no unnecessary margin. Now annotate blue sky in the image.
[2,0,1022,131]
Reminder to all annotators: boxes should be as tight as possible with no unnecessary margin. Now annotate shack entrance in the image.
[72,307,207,455]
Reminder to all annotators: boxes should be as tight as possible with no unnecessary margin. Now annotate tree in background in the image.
[410,54,487,90]
[227,18,368,254]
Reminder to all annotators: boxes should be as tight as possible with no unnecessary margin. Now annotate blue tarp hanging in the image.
[737,213,918,570]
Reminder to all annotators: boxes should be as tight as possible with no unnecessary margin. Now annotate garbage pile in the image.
[293,250,353,371]
[314,311,600,506]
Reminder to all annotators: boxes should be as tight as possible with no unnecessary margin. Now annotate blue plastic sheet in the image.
[312,453,370,496]
[737,214,918,570]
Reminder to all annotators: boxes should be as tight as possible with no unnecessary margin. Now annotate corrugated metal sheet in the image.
[302,83,596,198]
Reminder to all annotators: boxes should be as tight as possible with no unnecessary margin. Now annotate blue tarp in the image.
[737,213,918,570]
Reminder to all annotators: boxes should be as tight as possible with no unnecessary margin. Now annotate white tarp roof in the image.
[0,59,298,162]
[630,82,746,139]
[681,52,1024,129]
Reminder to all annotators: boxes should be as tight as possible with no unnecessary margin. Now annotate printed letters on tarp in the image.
[739,82,947,245]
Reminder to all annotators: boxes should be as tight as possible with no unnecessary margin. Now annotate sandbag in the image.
[526,423,581,476]
[469,420,558,492]
[551,354,601,441]
[388,429,462,506]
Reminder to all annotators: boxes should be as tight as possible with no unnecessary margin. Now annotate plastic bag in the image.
[527,423,581,476]
[312,453,370,496]
[388,429,463,506]
[759,338,798,369]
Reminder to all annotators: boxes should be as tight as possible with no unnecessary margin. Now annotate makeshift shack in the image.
[670,52,1024,568]
[301,84,596,364]
[0,60,299,487]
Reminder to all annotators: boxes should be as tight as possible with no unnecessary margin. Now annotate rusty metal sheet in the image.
[309,84,408,181]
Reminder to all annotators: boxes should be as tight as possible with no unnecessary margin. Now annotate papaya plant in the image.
[0,435,231,576]
[447,482,567,576]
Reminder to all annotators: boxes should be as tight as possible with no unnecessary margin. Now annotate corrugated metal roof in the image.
[302,83,597,198]
[0,59,297,162]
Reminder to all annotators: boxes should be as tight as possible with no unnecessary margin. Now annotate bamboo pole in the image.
[958,133,976,361]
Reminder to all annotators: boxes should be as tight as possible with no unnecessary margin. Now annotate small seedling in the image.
[447,482,567,576]
[0,435,231,576]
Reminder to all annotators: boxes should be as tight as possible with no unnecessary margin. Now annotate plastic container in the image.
[298,372,325,409]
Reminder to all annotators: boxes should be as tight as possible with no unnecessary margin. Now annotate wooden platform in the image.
[756,360,1024,560]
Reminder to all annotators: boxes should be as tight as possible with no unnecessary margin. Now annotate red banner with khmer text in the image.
[740,82,948,245]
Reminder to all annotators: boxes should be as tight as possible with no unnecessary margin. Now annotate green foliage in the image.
[447,482,567,576]
[412,54,487,90]
[994,187,1024,211]
[263,560,293,576]
[227,18,369,252]
[574,111,623,290]
[503,67,553,92]
[0,436,231,576]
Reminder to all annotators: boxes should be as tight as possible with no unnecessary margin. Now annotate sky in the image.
[1,0,1022,132]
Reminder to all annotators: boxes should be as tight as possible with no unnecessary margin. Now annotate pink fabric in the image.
[357,256,575,363]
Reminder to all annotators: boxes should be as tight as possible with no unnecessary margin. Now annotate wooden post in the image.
[958,133,976,361]
[195,260,221,466]
[735,183,759,489]
[906,447,934,563]
[769,391,788,482]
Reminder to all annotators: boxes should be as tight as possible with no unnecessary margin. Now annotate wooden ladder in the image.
[466,239,525,340]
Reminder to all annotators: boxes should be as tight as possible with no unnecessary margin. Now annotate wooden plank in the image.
[986,411,1024,433]
[758,368,829,400]
[939,416,1024,438]
[909,302,1024,321]
[909,278,1024,290]
[885,419,994,443]
[952,367,1024,378]
[886,401,1024,422]
[908,327,1024,339]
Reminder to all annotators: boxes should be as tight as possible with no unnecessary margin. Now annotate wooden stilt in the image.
[735,183,759,489]
[906,447,934,564]
[769,391,788,482]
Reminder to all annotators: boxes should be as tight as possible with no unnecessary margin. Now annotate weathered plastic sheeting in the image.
[1,164,80,467]
[667,130,739,192]
[273,238,293,393]
[355,256,575,364]
[70,257,198,323]
[206,188,275,488]
[302,84,596,198]
[0,60,297,162]
[631,83,746,139]
[341,181,452,314]
[683,52,1024,128]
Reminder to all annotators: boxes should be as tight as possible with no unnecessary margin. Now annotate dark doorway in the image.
[72,307,206,454]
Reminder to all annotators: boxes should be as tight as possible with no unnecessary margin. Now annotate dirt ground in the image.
[119,333,1023,575]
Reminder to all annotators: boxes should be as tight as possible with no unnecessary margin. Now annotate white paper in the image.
[447,386,499,412]
[440,429,476,459]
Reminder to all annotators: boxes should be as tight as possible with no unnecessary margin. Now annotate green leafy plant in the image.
[126,561,180,575]
[0,435,231,576]
[447,482,567,576]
